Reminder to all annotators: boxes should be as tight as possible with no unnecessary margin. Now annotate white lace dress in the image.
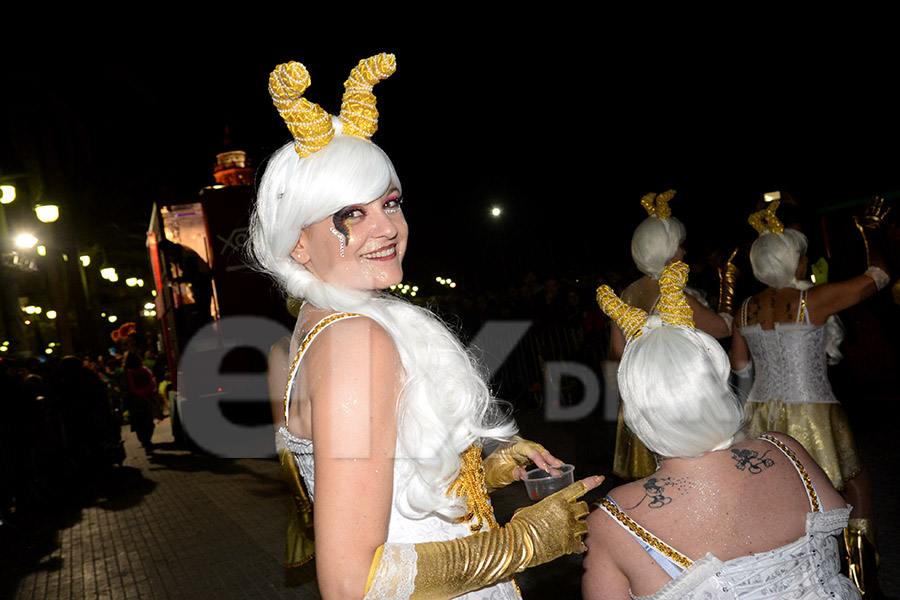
[596,435,861,599]
[739,291,863,489]
[278,313,520,600]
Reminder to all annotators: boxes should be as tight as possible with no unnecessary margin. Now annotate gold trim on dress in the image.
[599,498,693,569]
[448,444,500,534]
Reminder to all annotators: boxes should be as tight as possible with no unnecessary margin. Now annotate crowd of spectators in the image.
[0,336,168,528]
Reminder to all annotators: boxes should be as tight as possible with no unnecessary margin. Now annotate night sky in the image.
[3,25,899,296]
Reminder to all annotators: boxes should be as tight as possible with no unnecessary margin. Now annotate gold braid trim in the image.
[269,62,335,157]
[759,434,820,512]
[340,53,397,140]
[640,190,675,221]
[447,444,500,534]
[748,200,785,235]
[596,285,647,343]
[657,261,695,328]
[599,498,693,569]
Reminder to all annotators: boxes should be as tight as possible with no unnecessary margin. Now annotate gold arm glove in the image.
[482,436,549,493]
[717,248,740,315]
[278,449,316,567]
[364,480,591,600]
[853,196,890,270]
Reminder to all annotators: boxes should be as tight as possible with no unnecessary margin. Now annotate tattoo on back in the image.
[731,448,775,474]
[626,476,692,510]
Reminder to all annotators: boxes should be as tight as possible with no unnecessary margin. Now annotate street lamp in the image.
[35,203,59,223]
[0,185,15,204]
[15,233,38,249]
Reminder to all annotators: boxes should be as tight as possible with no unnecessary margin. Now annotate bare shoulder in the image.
[304,313,398,365]
[760,432,847,511]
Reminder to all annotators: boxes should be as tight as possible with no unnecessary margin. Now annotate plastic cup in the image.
[521,464,575,501]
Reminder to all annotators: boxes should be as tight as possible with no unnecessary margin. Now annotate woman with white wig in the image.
[583,262,859,599]
[609,191,734,480]
[249,53,602,600]
[729,198,891,596]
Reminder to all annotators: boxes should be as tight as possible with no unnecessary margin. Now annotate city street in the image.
[2,397,897,599]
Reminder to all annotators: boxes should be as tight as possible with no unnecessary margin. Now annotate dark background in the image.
[3,20,899,296]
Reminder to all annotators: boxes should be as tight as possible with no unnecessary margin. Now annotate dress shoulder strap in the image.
[740,296,752,328]
[758,433,821,512]
[282,312,362,423]
[796,289,810,324]
[597,497,691,578]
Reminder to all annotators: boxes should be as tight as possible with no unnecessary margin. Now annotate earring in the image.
[329,227,345,257]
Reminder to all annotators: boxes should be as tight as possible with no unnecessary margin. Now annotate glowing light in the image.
[0,185,15,204]
[126,277,138,287]
[15,233,38,249]
[37,245,47,256]
[491,207,502,217]
[35,204,59,223]
[763,191,781,203]
[108,315,118,323]
[46,310,57,319]
[144,302,155,310]
[100,267,116,280]
[79,255,91,267]
[45,348,53,354]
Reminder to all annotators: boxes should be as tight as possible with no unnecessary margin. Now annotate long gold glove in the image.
[482,436,549,493]
[717,248,740,315]
[364,480,593,600]
[278,449,316,567]
[854,196,890,268]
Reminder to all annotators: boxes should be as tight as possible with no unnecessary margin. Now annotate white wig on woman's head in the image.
[749,228,809,289]
[618,325,744,459]
[631,216,687,279]
[249,120,400,307]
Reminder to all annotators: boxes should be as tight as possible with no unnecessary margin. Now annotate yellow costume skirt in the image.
[744,400,863,491]
[612,406,657,480]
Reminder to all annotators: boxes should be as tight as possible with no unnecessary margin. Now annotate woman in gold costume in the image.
[609,191,733,480]
[250,53,602,599]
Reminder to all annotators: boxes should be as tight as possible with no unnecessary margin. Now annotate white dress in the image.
[739,291,863,490]
[278,312,520,600]
[596,434,860,599]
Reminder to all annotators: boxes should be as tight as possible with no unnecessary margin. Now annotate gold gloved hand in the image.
[364,479,597,600]
[481,436,550,493]
[853,196,891,272]
[717,247,740,315]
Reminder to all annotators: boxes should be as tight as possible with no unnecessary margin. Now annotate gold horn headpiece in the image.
[269,53,396,157]
[596,261,695,345]
[748,200,785,235]
[640,189,676,221]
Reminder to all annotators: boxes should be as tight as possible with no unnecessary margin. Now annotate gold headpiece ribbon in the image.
[640,190,676,221]
[596,261,695,344]
[269,53,396,157]
[748,200,785,235]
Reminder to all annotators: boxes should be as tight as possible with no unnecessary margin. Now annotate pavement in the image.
[1,397,897,600]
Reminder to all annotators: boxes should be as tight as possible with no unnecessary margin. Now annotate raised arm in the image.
[687,294,731,339]
[306,317,401,599]
[808,197,891,325]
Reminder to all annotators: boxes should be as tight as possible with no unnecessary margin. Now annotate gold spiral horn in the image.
[657,261,695,328]
[640,189,675,220]
[269,61,335,157]
[748,200,785,235]
[596,286,648,343]
[340,53,397,140]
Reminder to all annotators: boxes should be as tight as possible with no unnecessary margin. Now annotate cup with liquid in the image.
[521,464,575,501]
